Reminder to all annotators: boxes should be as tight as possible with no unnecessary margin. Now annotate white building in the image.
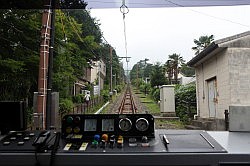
[90,60,106,93]
[74,59,106,96]
[188,31,250,130]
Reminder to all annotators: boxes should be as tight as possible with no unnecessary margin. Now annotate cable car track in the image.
[117,86,137,114]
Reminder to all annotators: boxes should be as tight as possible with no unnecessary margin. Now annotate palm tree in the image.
[192,35,214,55]
[164,60,173,84]
[168,53,185,84]
[150,62,168,87]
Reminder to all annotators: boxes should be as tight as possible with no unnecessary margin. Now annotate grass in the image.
[100,92,121,114]
[133,87,185,129]
[155,119,185,129]
[136,93,161,116]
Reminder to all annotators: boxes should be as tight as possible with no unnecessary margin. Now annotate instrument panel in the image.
[61,114,155,139]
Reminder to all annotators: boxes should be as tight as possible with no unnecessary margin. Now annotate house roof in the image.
[187,31,250,67]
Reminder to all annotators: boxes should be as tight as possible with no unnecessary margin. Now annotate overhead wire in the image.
[165,0,250,28]
[1,8,114,66]
[88,0,250,28]
[0,36,39,55]
[120,1,129,62]
[58,10,67,42]
[87,0,173,7]
[61,10,100,58]
[120,0,130,81]
[0,18,65,56]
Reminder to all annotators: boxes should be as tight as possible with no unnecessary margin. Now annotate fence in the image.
[71,96,104,115]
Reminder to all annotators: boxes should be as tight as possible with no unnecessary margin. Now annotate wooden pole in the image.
[110,47,113,92]
[36,1,52,130]
[46,0,56,130]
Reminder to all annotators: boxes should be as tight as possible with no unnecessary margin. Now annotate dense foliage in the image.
[0,10,40,102]
[130,56,197,123]
[175,84,197,123]
[0,9,124,115]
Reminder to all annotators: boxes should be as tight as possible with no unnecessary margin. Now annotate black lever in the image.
[32,131,51,149]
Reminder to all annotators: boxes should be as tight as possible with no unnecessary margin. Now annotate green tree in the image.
[163,60,173,83]
[168,53,185,84]
[0,10,40,101]
[129,59,153,86]
[180,63,195,77]
[53,9,106,99]
[99,44,124,91]
[150,63,168,88]
[0,8,121,113]
[192,35,214,55]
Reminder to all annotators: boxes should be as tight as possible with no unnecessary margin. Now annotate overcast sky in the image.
[90,5,250,70]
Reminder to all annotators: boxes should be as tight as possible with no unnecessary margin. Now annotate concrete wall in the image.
[196,47,250,120]
[195,49,229,119]
[90,60,106,90]
[229,48,250,105]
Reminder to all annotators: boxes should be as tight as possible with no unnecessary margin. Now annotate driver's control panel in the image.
[61,114,155,152]
[61,114,155,140]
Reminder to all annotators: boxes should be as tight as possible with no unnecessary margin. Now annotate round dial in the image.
[135,118,149,131]
[119,118,132,131]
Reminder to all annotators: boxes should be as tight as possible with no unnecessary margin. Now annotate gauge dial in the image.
[119,118,132,131]
[135,118,149,131]
[84,119,97,131]
[102,119,114,131]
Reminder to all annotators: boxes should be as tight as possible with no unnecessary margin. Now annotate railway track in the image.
[117,86,137,114]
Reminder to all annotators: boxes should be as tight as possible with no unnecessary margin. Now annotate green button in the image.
[67,116,73,123]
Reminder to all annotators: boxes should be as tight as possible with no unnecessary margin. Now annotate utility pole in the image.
[137,62,139,87]
[46,0,56,130]
[118,56,131,83]
[98,61,101,96]
[35,0,53,130]
[110,47,113,93]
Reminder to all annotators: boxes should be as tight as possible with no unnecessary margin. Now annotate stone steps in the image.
[185,125,202,130]
[189,119,215,130]
[154,116,180,120]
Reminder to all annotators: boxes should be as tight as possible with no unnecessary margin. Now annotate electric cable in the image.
[49,132,61,166]
[120,0,129,62]
[120,0,130,81]
[0,36,39,55]
[58,10,67,42]
[62,11,100,58]
[165,0,250,28]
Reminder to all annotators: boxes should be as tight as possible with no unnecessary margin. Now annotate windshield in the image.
[1,1,250,133]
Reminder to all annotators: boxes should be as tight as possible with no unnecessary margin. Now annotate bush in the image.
[175,84,196,103]
[175,84,197,123]
[101,89,110,102]
[59,98,74,114]
[116,84,124,93]
[72,94,84,104]
[151,88,160,102]
[26,107,33,126]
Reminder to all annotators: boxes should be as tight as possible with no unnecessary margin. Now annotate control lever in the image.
[100,134,108,149]
[109,135,116,149]
[162,134,170,150]
[141,136,149,147]
[32,131,51,151]
[117,135,123,148]
[92,134,100,148]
